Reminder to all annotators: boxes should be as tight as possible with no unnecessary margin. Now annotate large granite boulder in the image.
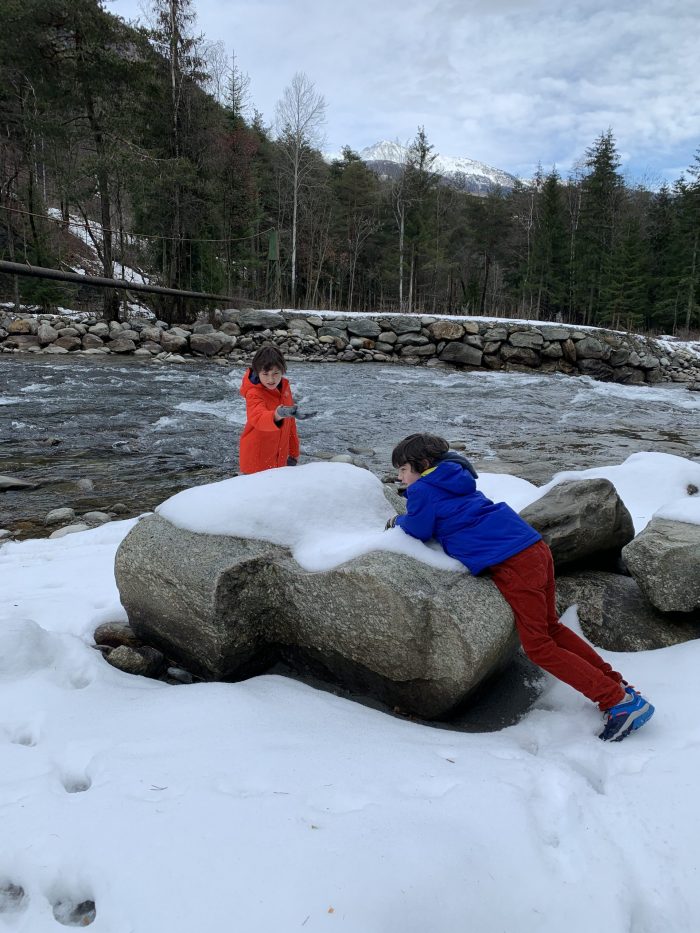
[439,342,482,367]
[114,513,518,719]
[622,518,700,613]
[520,478,634,569]
[556,571,700,651]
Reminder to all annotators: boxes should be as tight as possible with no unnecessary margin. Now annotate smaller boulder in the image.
[45,507,76,526]
[622,518,700,613]
[556,571,700,651]
[520,479,634,568]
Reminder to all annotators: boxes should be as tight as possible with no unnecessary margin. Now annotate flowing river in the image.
[2,354,699,537]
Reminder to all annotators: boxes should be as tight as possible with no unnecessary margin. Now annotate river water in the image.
[2,355,699,537]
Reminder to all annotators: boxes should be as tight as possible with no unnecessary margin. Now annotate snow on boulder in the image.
[114,463,519,718]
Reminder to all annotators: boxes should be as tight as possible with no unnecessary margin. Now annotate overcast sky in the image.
[108,0,699,184]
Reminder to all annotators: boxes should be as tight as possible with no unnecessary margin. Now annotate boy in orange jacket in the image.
[238,345,307,474]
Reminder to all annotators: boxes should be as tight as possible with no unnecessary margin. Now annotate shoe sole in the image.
[611,703,655,742]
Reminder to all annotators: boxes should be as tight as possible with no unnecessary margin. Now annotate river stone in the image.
[288,318,317,337]
[501,346,541,367]
[7,319,34,334]
[609,347,630,366]
[439,342,483,367]
[613,366,646,385]
[108,337,136,354]
[49,522,90,538]
[114,514,519,718]
[0,475,38,491]
[397,333,429,346]
[94,622,141,648]
[54,335,81,351]
[541,343,563,359]
[37,323,59,345]
[106,644,164,677]
[428,321,464,341]
[190,333,224,356]
[318,326,348,339]
[540,327,572,341]
[81,333,104,349]
[483,327,508,342]
[139,326,162,343]
[622,518,700,613]
[160,331,188,352]
[45,507,76,526]
[578,358,615,380]
[575,336,609,360]
[508,330,544,349]
[5,334,40,349]
[238,309,286,330]
[520,479,634,569]
[347,318,382,338]
[556,571,700,651]
[387,316,422,335]
[82,510,112,525]
[88,322,110,337]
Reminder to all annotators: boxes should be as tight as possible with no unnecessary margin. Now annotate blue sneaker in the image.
[599,692,655,742]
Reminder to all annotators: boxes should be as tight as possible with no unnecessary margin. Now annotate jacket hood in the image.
[240,368,284,398]
[422,459,478,495]
[435,451,478,478]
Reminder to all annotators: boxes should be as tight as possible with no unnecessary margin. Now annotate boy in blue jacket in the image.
[386,433,654,742]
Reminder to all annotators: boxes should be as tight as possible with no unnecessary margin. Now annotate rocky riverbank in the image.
[2,307,699,385]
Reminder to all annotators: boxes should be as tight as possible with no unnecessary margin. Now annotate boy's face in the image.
[258,366,283,390]
[397,462,423,487]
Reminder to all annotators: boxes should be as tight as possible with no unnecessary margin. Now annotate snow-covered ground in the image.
[1,455,700,932]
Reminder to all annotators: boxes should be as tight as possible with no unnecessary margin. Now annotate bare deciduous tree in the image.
[275,72,326,306]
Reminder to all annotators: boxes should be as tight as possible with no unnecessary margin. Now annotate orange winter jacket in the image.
[238,369,300,474]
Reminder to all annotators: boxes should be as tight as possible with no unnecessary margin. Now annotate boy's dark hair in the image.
[251,344,286,374]
[392,433,450,471]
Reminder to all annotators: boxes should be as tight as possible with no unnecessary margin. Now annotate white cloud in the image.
[110,0,700,181]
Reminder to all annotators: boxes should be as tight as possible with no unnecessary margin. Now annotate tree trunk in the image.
[398,206,404,310]
[686,229,698,331]
[479,254,490,314]
[291,155,299,307]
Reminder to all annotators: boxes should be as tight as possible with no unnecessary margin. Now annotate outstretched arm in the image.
[394,486,437,541]
[246,394,282,432]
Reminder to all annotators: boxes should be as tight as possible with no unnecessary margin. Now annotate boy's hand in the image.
[384,515,398,530]
[276,405,297,419]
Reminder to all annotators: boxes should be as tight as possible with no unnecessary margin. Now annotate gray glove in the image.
[277,404,317,420]
[384,515,398,530]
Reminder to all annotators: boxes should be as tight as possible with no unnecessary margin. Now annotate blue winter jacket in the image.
[395,460,541,575]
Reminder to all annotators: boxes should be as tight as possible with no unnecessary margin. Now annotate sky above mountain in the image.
[111,0,699,185]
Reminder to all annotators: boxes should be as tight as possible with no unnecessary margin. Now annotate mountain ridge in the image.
[328,140,521,194]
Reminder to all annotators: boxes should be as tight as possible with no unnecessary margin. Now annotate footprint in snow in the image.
[52,897,96,926]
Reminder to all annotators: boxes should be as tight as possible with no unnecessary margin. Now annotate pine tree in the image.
[530,169,568,319]
[577,129,624,324]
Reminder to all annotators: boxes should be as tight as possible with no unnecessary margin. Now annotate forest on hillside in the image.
[1,0,699,333]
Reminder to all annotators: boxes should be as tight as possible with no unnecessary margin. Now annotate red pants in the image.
[490,540,626,711]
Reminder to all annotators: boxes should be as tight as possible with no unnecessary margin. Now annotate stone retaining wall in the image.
[2,308,699,385]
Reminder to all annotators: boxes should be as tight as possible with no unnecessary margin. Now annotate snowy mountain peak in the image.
[357,140,520,193]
